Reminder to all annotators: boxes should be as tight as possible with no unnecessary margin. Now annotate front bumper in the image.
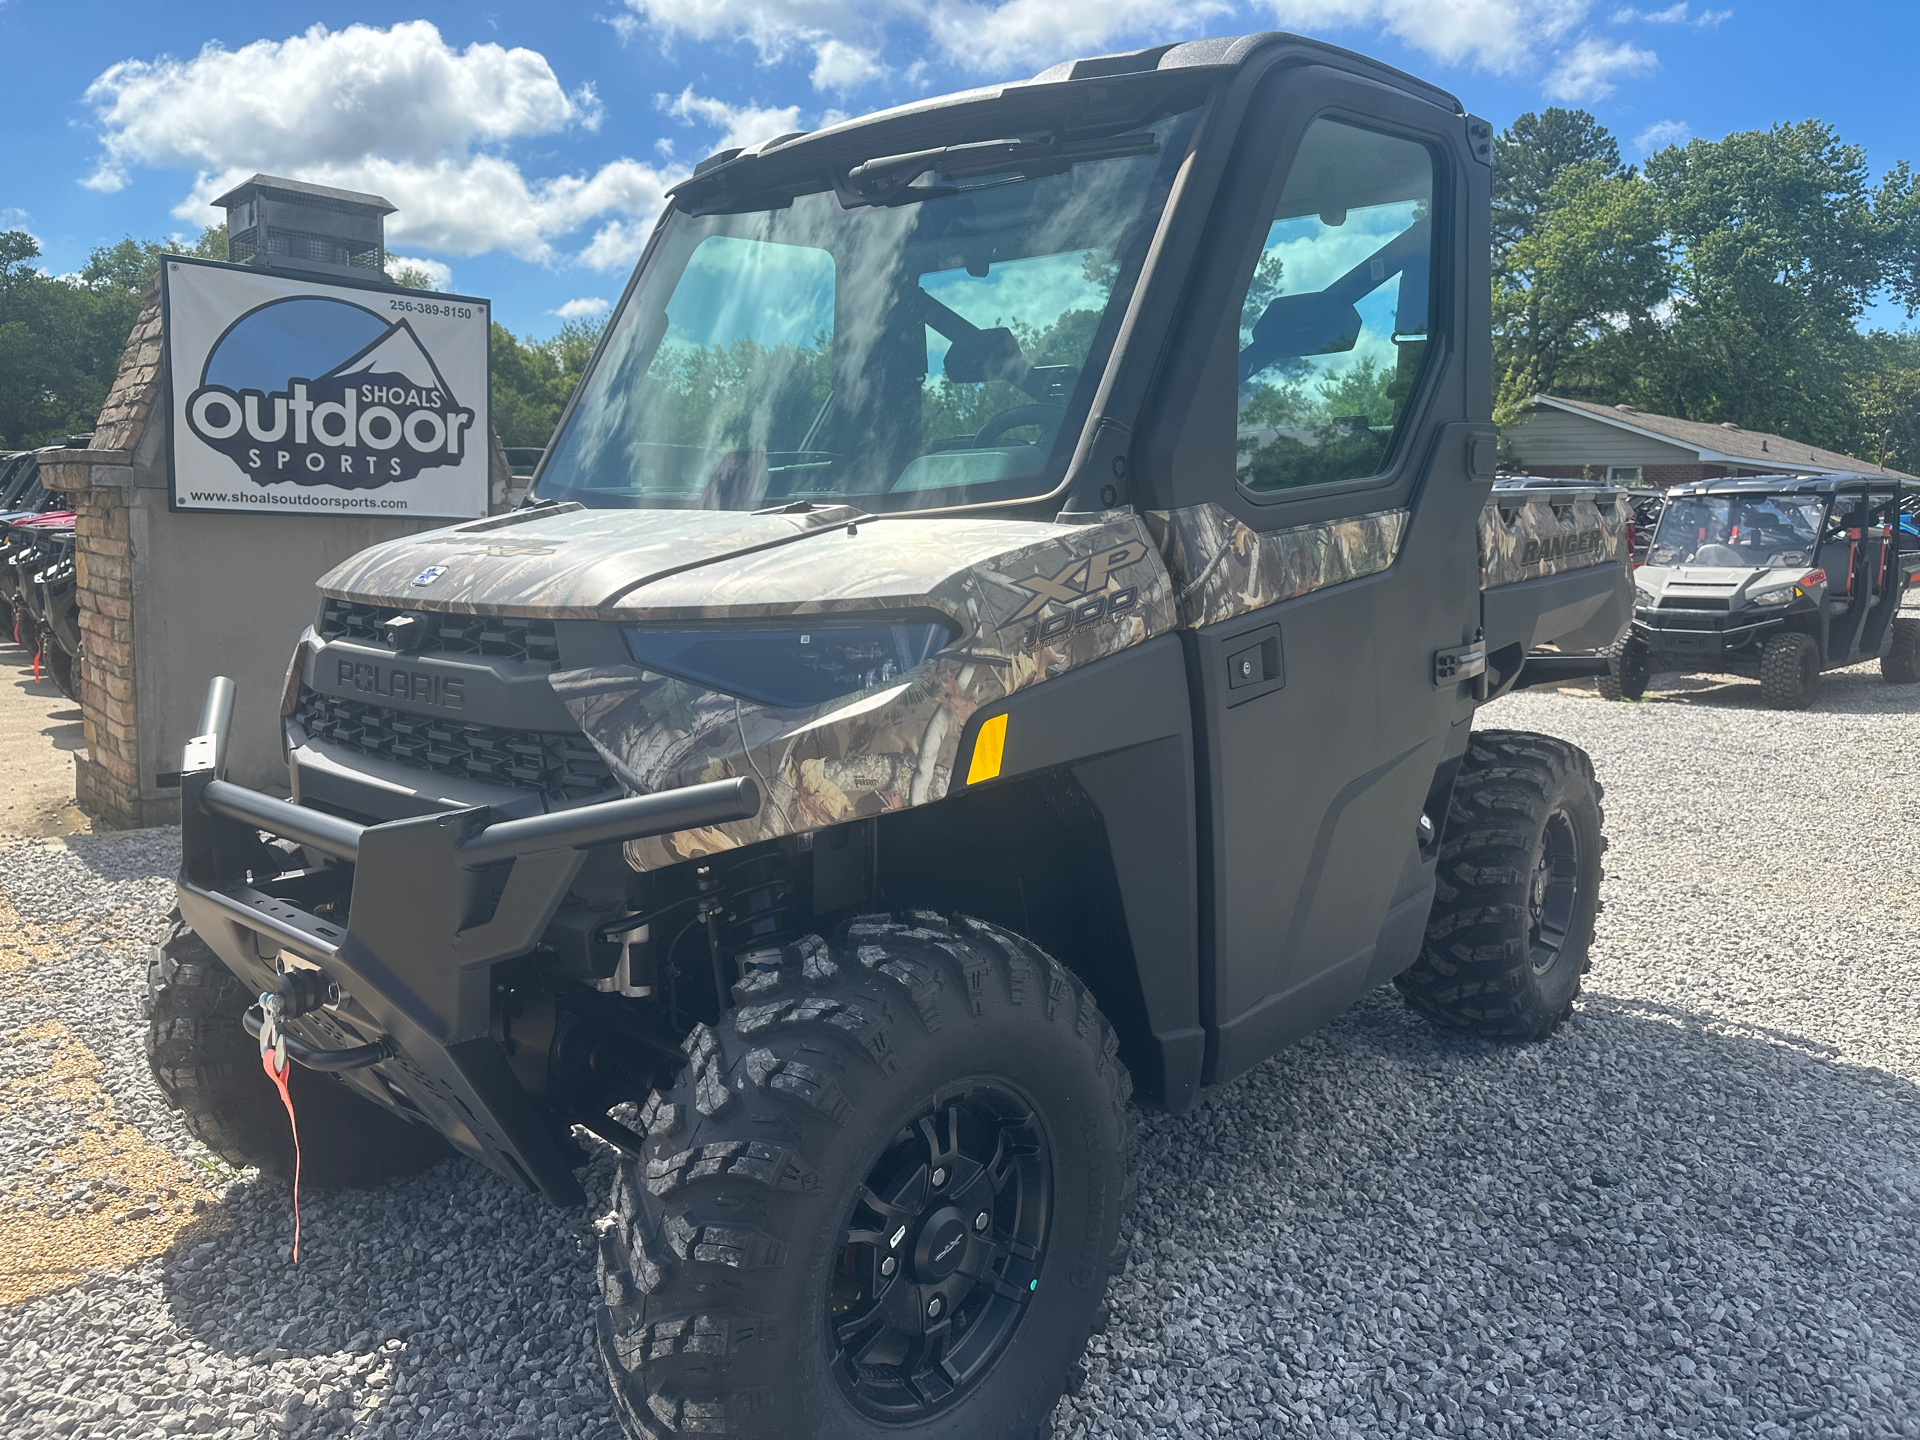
[1632,606,1784,663]
[176,677,759,1204]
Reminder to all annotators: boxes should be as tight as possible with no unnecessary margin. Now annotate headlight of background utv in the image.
[623,615,957,710]
[1749,584,1797,607]
[1634,583,1656,607]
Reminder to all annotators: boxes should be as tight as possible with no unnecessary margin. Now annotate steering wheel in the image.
[973,403,1065,447]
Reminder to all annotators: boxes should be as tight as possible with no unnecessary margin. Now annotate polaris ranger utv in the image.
[1602,474,1920,707]
[149,32,1630,1439]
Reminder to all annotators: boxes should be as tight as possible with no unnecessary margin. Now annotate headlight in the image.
[624,615,958,710]
[1749,585,1796,607]
[1634,583,1656,607]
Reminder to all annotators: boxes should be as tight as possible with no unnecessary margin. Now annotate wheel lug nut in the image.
[931,1167,948,1188]
[974,1212,990,1231]
[927,1296,943,1319]
[880,1256,897,1277]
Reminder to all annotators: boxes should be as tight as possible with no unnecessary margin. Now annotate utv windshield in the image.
[1649,495,1824,568]
[534,107,1199,512]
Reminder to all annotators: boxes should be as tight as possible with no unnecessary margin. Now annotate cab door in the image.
[1134,65,1494,1084]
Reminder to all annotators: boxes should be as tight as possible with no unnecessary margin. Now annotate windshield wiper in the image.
[835,132,1158,208]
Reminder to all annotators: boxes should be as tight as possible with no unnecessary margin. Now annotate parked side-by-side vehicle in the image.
[146,34,1631,1439]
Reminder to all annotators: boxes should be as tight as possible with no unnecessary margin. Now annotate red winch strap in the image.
[262,1049,303,1263]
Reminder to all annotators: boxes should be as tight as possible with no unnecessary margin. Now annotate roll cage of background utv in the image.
[155,30,1628,1440]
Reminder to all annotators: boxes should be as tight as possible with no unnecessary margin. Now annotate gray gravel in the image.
[1,665,1917,1438]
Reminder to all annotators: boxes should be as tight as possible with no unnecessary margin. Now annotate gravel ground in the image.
[0,666,1917,1438]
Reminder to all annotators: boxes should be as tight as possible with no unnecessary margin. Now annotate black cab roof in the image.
[671,32,1463,209]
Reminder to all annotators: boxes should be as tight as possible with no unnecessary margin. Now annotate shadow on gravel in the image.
[1636,668,1918,715]
[155,1149,626,1438]
[1058,985,1920,1440]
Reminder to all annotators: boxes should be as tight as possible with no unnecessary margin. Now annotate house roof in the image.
[1523,395,1915,481]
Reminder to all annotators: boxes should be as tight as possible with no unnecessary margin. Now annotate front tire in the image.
[144,918,452,1187]
[1883,616,1920,684]
[1395,731,1605,1041]
[596,913,1134,1440]
[1759,631,1820,709]
[1595,632,1650,701]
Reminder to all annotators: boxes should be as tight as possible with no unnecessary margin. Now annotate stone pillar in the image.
[49,275,516,830]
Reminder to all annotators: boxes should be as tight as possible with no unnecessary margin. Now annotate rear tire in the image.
[1595,633,1650,701]
[1759,632,1820,709]
[1883,617,1920,684]
[144,917,451,1187]
[595,913,1134,1440]
[1395,731,1604,1041]
[41,636,76,702]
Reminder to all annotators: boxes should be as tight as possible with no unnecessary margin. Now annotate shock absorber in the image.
[694,844,810,1013]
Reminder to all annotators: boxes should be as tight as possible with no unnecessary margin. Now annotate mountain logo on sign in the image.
[184,296,475,490]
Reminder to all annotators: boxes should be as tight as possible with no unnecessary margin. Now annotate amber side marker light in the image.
[966,713,1008,784]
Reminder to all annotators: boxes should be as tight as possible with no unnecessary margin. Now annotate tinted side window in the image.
[1234,120,1438,493]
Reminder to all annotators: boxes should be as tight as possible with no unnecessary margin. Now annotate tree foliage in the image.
[0,219,592,452]
[491,319,604,448]
[1493,109,1920,460]
[0,229,197,448]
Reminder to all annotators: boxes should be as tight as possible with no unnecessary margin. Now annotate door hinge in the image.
[1433,639,1487,688]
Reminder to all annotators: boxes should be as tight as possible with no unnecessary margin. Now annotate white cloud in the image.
[1613,3,1731,25]
[1257,0,1588,73]
[618,0,1660,105]
[924,0,1230,72]
[658,88,804,154]
[810,39,887,90]
[622,0,1227,88]
[81,22,676,266]
[83,22,597,192]
[1544,36,1657,100]
[1633,118,1690,152]
[386,254,453,290]
[553,296,611,318]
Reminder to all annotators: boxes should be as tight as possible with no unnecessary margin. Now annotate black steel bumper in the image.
[175,676,760,1204]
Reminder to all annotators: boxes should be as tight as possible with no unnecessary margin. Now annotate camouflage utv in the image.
[149,32,1630,1440]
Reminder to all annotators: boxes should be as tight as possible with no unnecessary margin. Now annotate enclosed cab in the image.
[150,33,1631,1440]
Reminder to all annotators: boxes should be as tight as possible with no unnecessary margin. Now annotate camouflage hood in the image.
[316,502,870,618]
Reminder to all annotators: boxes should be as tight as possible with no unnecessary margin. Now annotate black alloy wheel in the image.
[596,912,1135,1440]
[1527,809,1580,978]
[830,1088,1052,1422]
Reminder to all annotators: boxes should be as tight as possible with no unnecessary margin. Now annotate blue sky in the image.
[2,0,1916,338]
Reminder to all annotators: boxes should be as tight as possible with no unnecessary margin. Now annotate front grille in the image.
[1659,596,1731,610]
[294,688,615,802]
[320,600,560,670]
[1649,611,1728,632]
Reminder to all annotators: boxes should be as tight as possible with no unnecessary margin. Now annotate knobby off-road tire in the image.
[1595,633,1650,701]
[596,912,1135,1440]
[1759,631,1821,709]
[144,917,450,1187]
[1395,731,1605,1041]
[1882,616,1920,684]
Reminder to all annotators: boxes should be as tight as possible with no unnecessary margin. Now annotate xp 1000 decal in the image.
[163,259,490,518]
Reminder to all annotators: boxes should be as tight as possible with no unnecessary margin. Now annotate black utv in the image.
[149,32,1631,1440]
[1603,474,1920,707]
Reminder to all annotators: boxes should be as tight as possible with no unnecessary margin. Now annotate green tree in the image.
[1640,121,1890,448]
[490,318,606,448]
[1493,108,1625,252]
[1492,158,1669,423]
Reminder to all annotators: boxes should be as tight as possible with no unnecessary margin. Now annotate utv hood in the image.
[317,503,868,618]
[1635,563,1823,606]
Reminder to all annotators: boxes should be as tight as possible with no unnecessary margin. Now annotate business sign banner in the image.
[162,256,490,517]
